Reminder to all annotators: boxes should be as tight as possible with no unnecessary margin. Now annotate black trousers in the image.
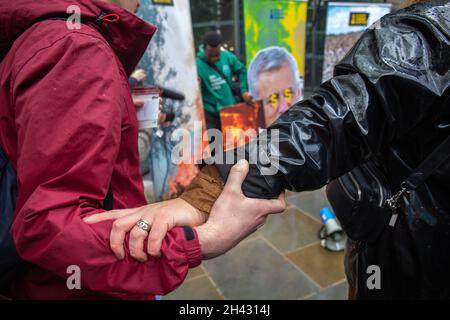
[203,110,222,133]
[203,110,223,162]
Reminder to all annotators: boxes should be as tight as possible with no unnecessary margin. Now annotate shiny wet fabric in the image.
[216,0,450,299]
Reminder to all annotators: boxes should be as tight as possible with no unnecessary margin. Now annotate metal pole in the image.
[233,0,241,56]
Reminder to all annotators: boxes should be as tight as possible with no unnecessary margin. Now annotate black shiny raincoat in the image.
[217,1,450,299]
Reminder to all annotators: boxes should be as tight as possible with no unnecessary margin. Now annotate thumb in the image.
[224,159,249,194]
[251,192,286,216]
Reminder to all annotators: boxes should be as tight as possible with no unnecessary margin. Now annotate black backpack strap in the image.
[206,61,235,93]
[404,135,450,191]
[386,135,450,210]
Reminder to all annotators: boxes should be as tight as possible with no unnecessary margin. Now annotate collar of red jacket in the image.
[0,0,157,75]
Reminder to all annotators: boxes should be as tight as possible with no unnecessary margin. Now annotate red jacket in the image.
[0,0,202,299]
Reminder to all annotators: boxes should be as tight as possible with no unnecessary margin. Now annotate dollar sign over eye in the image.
[284,88,293,103]
[270,93,279,108]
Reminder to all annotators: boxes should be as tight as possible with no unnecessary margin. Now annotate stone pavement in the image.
[163,188,348,300]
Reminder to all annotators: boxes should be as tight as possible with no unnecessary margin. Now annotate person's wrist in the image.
[195,223,221,260]
[176,198,208,226]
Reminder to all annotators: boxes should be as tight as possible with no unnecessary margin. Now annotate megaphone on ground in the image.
[319,207,346,252]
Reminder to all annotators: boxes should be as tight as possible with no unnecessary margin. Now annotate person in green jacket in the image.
[197,31,253,131]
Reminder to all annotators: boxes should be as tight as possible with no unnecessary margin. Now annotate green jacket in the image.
[196,45,248,113]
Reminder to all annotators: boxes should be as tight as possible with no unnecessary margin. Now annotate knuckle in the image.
[148,234,160,243]
[222,189,234,198]
[150,231,164,244]
[112,219,124,230]
[128,240,137,251]
[129,246,139,256]
[130,228,146,239]
[129,243,143,258]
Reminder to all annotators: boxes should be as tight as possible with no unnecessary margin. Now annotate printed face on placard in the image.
[257,63,301,126]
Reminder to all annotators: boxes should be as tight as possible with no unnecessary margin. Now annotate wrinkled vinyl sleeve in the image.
[215,11,449,199]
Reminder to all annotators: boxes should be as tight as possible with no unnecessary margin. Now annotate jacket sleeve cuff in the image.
[179,226,202,268]
[180,165,224,214]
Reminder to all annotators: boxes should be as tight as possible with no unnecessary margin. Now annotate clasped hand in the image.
[84,160,285,261]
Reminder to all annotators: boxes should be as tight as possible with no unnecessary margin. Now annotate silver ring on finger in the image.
[136,219,151,233]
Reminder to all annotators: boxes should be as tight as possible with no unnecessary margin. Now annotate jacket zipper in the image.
[337,177,355,201]
[365,164,385,207]
[348,171,362,201]
[337,171,361,202]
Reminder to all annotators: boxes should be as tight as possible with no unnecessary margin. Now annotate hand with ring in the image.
[136,219,151,233]
[84,198,207,262]
[84,161,286,263]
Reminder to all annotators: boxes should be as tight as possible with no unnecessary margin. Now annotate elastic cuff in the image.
[181,227,202,268]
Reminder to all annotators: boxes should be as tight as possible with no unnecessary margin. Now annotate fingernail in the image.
[237,159,247,166]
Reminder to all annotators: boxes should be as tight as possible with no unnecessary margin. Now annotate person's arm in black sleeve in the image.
[215,8,449,199]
